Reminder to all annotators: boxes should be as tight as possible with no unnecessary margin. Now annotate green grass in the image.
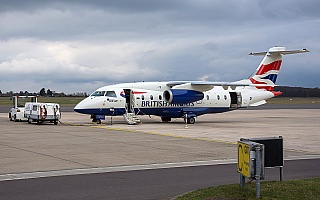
[0,96,85,106]
[176,178,320,200]
[37,97,85,105]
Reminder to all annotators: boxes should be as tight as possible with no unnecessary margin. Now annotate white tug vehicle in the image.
[9,96,38,122]
[24,102,61,125]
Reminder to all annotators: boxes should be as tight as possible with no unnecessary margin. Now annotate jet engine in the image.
[163,89,204,104]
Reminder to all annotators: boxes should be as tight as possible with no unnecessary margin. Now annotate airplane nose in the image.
[74,96,105,115]
[74,98,90,114]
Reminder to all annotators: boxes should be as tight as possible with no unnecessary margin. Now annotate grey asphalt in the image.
[0,159,319,200]
[0,107,319,199]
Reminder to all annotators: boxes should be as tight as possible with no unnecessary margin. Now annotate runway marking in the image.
[1,155,320,182]
[91,125,237,145]
[0,159,236,182]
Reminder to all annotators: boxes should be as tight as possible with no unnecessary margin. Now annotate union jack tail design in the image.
[249,47,309,92]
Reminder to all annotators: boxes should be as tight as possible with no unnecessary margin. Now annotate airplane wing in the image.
[166,81,267,92]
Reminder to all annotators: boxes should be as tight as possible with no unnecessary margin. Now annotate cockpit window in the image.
[91,91,105,96]
[106,91,117,97]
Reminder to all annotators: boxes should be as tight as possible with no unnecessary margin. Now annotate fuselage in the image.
[74,81,275,119]
[73,47,308,124]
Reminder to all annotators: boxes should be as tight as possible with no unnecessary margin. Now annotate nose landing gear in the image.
[91,114,102,124]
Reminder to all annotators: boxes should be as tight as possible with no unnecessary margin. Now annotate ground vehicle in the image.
[9,96,38,121]
[24,102,61,125]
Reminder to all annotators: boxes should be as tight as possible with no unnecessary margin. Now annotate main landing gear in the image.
[186,117,196,124]
[184,113,196,124]
[161,116,196,124]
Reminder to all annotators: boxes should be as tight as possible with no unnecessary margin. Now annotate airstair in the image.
[123,89,141,125]
[123,112,141,125]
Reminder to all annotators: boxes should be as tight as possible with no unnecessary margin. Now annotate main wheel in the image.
[28,118,32,124]
[187,117,196,124]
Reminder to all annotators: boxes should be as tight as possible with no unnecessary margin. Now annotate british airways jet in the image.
[74,47,309,124]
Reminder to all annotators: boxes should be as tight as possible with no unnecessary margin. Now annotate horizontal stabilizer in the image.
[250,47,309,56]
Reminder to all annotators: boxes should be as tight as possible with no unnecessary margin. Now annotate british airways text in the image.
[141,101,195,107]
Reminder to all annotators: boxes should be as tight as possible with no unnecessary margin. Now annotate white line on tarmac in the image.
[1,155,320,182]
[0,159,236,182]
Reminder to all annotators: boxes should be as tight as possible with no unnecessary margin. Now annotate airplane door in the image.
[229,92,242,109]
[123,89,134,113]
[237,92,242,108]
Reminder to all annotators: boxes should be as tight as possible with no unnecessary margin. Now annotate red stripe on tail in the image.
[255,60,282,75]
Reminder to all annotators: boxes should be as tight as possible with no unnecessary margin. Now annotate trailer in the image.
[24,102,61,125]
[9,96,38,122]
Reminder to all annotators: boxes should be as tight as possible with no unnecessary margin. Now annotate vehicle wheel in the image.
[9,113,12,121]
[187,117,196,124]
[28,118,32,124]
[161,117,171,122]
[96,119,101,124]
[13,115,17,122]
[54,120,58,125]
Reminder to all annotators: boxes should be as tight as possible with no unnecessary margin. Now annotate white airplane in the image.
[74,47,309,124]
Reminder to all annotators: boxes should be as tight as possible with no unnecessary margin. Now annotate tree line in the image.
[274,86,320,97]
[0,88,88,97]
[0,86,319,98]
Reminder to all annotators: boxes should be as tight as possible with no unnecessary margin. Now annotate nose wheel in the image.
[91,114,102,124]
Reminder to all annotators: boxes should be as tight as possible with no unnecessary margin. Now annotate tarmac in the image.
[0,108,319,177]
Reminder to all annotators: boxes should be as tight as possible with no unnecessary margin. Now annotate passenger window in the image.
[91,91,105,96]
[224,95,227,100]
[206,95,209,100]
[106,91,117,97]
[159,95,162,100]
[33,105,37,111]
[141,95,145,100]
[217,95,220,100]
[150,95,153,100]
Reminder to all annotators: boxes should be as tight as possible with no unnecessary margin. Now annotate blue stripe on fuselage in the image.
[74,107,230,118]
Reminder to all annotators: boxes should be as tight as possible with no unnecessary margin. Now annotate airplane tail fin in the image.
[249,47,309,92]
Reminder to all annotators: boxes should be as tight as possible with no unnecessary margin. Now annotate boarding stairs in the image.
[123,112,141,125]
[123,100,140,125]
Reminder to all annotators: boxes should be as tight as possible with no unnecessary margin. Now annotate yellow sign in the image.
[238,141,250,177]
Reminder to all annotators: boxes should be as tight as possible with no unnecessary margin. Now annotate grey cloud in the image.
[0,0,319,93]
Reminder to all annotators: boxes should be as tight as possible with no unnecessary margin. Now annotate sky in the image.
[0,0,319,94]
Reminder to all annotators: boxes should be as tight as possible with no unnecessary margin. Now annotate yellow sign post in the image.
[238,141,250,178]
[238,139,265,198]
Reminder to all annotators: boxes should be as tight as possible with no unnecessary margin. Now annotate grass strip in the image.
[176,177,320,200]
